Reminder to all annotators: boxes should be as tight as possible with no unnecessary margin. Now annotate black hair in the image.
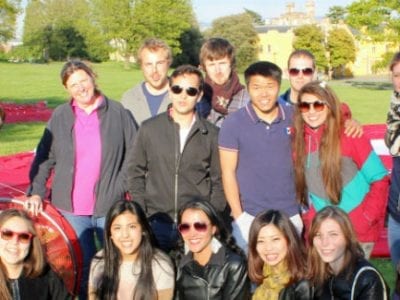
[95,200,162,300]
[176,200,244,257]
[169,64,204,92]
[244,61,282,87]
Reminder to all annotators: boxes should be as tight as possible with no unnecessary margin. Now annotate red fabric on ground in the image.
[0,101,52,123]
[0,152,34,197]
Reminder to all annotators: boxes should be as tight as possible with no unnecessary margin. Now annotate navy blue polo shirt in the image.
[218,102,299,217]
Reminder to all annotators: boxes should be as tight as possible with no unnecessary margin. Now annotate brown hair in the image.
[288,49,316,70]
[137,38,172,66]
[307,206,364,287]
[60,60,101,96]
[0,209,46,300]
[199,38,235,70]
[390,51,400,71]
[293,81,343,206]
[248,210,307,285]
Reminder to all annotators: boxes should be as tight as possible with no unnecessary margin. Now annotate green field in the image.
[0,61,397,291]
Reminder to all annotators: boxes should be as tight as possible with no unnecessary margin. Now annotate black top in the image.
[8,266,71,300]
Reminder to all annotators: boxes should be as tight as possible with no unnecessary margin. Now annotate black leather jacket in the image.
[316,258,388,300]
[279,279,314,300]
[175,246,250,300]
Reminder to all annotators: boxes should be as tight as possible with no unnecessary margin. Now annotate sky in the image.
[192,0,356,24]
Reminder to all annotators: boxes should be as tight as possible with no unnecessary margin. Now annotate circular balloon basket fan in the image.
[0,197,82,296]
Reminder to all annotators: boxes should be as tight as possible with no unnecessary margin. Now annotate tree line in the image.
[1,0,399,76]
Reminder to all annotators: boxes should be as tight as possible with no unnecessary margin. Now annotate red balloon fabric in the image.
[0,101,52,123]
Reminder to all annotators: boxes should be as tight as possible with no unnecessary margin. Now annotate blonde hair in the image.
[137,38,172,66]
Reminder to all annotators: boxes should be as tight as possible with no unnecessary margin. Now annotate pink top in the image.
[71,99,102,215]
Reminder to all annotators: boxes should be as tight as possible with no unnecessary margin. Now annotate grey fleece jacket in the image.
[29,96,136,216]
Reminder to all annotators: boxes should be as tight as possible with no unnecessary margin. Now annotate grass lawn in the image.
[0,61,397,291]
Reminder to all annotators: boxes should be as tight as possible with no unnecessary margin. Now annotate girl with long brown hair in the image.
[293,81,389,257]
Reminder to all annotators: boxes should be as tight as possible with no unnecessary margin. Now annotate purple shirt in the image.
[72,99,102,215]
[218,102,298,217]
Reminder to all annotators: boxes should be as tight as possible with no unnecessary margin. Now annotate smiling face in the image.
[256,224,288,267]
[299,93,329,129]
[169,73,202,116]
[110,211,143,261]
[313,218,347,274]
[203,56,232,86]
[0,217,31,273]
[180,208,216,262]
[140,48,171,93]
[392,62,400,93]
[288,55,315,97]
[248,75,280,120]
[65,69,96,109]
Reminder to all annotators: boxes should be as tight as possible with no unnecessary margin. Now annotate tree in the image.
[90,0,136,63]
[326,6,347,24]
[244,8,264,25]
[372,51,395,73]
[131,0,195,56]
[293,25,328,72]
[346,0,400,44]
[93,0,195,64]
[172,27,203,67]
[0,0,20,42]
[23,0,108,62]
[205,13,259,71]
[327,28,356,78]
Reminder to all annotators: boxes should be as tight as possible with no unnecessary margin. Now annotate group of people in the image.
[3,35,395,299]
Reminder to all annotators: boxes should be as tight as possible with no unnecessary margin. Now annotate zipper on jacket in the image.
[329,277,334,300]
[174,128,181,223]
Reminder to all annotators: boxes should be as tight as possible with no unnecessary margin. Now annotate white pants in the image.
[232,212,304,254]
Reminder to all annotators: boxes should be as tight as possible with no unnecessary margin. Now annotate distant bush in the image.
[372,52,395,74]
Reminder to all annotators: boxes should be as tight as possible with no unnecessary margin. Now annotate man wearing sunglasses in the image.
[127,65,226,253]
[121,38,172,128]
[281,49,361,136]
[280,49,316,105]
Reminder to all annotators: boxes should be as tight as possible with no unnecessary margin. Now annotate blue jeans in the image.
[149,217,178,253]
[62,212,105,300]
[389,215,400,268]
[389,215,400,299]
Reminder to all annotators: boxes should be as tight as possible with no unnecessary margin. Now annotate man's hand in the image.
[344,118,363,138]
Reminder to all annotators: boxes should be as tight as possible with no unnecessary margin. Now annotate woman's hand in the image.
[24,195,43,216]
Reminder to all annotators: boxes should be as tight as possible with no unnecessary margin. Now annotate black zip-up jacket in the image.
[127,110,226,221]
[175,246,250,300]
[29,96,136,216]
[316,258,388,299]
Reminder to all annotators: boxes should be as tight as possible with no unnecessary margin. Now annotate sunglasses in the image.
[170,85,200,97]
[1,229,33,244]
[178,222,209,234]
[298,101,327,113]
[289,67,314,76]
